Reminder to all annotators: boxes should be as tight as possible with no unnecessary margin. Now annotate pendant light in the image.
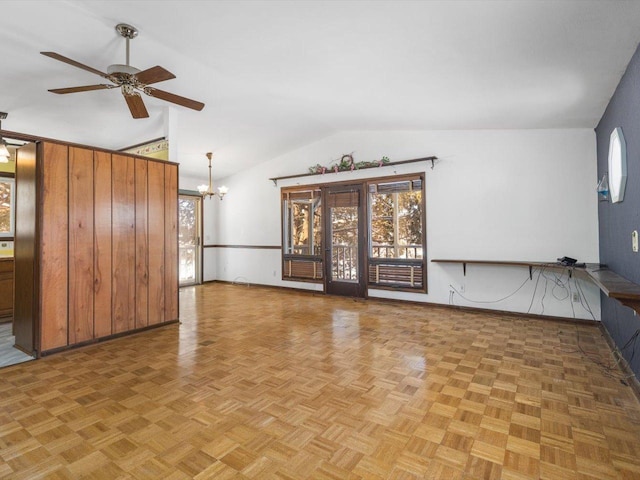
[197,152,228,200]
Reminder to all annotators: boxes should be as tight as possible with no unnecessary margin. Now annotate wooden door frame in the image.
[14,140,40,356]
[322,183,368,298]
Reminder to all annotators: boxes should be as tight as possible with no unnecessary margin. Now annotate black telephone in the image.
[558,256,577,266]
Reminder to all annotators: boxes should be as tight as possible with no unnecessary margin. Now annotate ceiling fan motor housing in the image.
[107,64,141,75]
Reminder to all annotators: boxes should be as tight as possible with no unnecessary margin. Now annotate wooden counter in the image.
[585,264,640,314]
[0,257,14,321]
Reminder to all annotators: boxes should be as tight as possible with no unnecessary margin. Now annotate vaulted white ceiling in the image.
[1,1,640,180]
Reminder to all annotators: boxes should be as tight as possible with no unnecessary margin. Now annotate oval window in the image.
[608,127,627,203]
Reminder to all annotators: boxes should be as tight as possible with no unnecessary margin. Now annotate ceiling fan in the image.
[41,23,205,119]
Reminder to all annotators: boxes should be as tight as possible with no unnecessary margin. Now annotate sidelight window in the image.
[282,189,323,281]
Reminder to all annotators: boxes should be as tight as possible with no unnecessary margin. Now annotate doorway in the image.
[1,139,36,367]
[323,184,366,297]
[178,194,202,286]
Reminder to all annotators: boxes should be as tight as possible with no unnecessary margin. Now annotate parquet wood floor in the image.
[1,283,640,479]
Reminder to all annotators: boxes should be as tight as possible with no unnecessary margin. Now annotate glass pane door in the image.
[331,206,359,282]
[324,185,366,297]
[179,195,201,286]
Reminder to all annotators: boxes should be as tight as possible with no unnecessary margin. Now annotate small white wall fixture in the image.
[608,127,627,203]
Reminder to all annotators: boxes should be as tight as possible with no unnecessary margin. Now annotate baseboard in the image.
[210,279,324,295]
[415,301,599,325]
[203,280,598,324]
[40,319,180,357]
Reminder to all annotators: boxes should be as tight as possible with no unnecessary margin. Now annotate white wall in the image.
[188,129,601,320]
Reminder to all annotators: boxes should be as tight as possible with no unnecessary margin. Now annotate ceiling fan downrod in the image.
[108,23,140,76]
[115,23,138,67]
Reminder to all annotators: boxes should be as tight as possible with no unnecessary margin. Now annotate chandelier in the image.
[197,152,228,200]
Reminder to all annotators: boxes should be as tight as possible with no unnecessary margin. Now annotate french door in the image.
[178,194,202,286]
[323,184,366,297]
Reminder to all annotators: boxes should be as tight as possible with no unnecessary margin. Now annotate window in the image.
[369,178,423,259]
[368,176,425,290]
[282,189,323,281]
[0,177,15,238]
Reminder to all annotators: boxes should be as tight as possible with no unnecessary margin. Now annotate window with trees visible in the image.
[282,189,323,281]
[369,178,423,259]
[368,177,425,290]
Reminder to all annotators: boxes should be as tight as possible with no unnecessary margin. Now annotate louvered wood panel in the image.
[68,147,94,343]
[284,259,323,280]
[40,142,69,351]
[147,161,165,325]
[112,154,136,333]
[368,263,423,288]
[93,151,112,338]
[326,190,359,208]
[164,164,178,322]
[135,160,149,328]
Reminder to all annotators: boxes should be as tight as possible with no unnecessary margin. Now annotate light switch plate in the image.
[633,230,638,253]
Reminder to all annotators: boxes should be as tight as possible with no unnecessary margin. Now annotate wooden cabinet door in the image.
[112,154,136,333]
[164,164,178,321]
[94,151,113,338]
[40,142,69,351]
[69,147,94,343]
[0,259,14,319]
[147,161,165,325]
[135,160,149,328]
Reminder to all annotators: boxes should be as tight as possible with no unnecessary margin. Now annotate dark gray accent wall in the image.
[595,43,640,379]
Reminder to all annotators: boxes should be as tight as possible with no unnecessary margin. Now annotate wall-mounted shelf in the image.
[432,258,640,315]
[269,156,438,186]
[431,259,567,280]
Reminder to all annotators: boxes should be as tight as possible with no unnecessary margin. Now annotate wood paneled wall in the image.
[39,142,179,353]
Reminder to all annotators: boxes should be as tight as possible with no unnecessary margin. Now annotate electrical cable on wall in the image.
[450,263,596,320]
[448,272,532,305]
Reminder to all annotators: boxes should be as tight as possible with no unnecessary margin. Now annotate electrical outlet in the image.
[632,230,638,253]
[572,292,580,302]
